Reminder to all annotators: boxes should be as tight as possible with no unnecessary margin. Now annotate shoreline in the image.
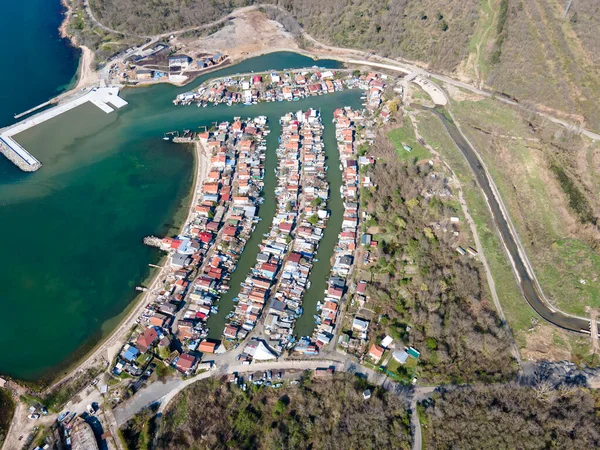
[6,1,381,388]
[37,142,207,392]
[5,2,338,388]
[53,0,99,102]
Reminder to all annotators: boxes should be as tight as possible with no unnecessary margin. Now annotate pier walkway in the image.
[0,86,128,172]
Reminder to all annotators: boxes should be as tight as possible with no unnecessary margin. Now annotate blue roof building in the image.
[122,345,140,362]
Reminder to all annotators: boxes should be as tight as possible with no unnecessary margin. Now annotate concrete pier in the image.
[13,98,57,119]
[0,86,128,172]
[0,136,41,171]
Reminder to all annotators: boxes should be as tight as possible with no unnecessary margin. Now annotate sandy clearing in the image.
[173,11,299,62]
[75,45,99,89]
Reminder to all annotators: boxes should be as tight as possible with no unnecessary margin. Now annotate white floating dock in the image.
[90,98,115,114]
[0,87,128,172]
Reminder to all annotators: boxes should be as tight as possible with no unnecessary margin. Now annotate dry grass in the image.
[450,96,600,319]
[485,0,600,129]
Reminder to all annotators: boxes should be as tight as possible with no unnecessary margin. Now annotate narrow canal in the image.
[293,105,358,338]
[430,107,590,333]
[1,51,360,381]
[205,92,363,338]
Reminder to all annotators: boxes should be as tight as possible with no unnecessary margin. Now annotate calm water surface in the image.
[1,47,359,380]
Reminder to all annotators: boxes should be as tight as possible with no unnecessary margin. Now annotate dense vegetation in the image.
[422,384,600,449]
[93,0,479,71]
[121,375,411,450]
[274,0,479,70]
[66,0,140,64]
[550,163,595,225]
[0,388,15,448]
[486,0,600,129]
[88,0,600,128]
[357,117,515,383]
[93,0,252,36]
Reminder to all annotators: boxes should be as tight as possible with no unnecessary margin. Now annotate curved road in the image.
[112,355,411,426]
[430,108,593,334]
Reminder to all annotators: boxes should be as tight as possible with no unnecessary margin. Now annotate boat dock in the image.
[13,98,57,119]
[0,86,128,172]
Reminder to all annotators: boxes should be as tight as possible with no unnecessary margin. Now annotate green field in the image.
[449,97,600,317]
[388,116,431,163]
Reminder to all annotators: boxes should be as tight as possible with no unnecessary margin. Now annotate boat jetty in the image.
[0,86,128,172]
[173,69,386,110]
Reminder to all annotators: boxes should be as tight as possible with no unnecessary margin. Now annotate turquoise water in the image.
[0,44,354,380]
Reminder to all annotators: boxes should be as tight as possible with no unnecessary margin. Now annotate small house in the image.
[176,353,196,374]
[199,340,217,354]
[392,349,409,364]
[137,327,158,353]
[368,344,384,362]
[169,55,191,69]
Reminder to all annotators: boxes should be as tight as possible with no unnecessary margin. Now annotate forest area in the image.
[355,114,516,384]
[421,383,600,449]
[120,374,411,450]
[91,0,479,71]
[485,0,600,130]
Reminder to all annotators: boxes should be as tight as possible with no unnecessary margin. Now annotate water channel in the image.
[1,52,362,380]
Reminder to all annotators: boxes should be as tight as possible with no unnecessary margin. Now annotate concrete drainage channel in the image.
[429,106,594,335]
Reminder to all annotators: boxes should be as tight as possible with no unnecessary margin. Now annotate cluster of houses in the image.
[222,109,328,351]
[113,117,268,378]
[173,69,388,107]
[168,52,226,72]
[173,117,268,350]
[113,51,227,84]
[294,107,370,354]
[265,109,329,352]
[362,72,387,110]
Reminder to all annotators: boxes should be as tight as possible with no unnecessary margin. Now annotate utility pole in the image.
[562,0,573,19]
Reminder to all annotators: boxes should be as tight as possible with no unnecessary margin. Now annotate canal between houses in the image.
[1,52,362,380]
[205,91,363,340]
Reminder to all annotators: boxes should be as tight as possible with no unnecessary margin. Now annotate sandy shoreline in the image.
[56,0,99,97]
[186,141,210,226]
[39,140,208,392]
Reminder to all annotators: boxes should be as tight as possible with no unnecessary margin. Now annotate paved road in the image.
[112,355,410,426]
[430,108,594,335]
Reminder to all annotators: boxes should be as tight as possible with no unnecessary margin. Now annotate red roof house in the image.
[137,328,158,353]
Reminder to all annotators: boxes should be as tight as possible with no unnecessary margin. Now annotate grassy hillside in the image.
[485,0,600,129]
[121,375,411,450]
[448,95,600,322]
